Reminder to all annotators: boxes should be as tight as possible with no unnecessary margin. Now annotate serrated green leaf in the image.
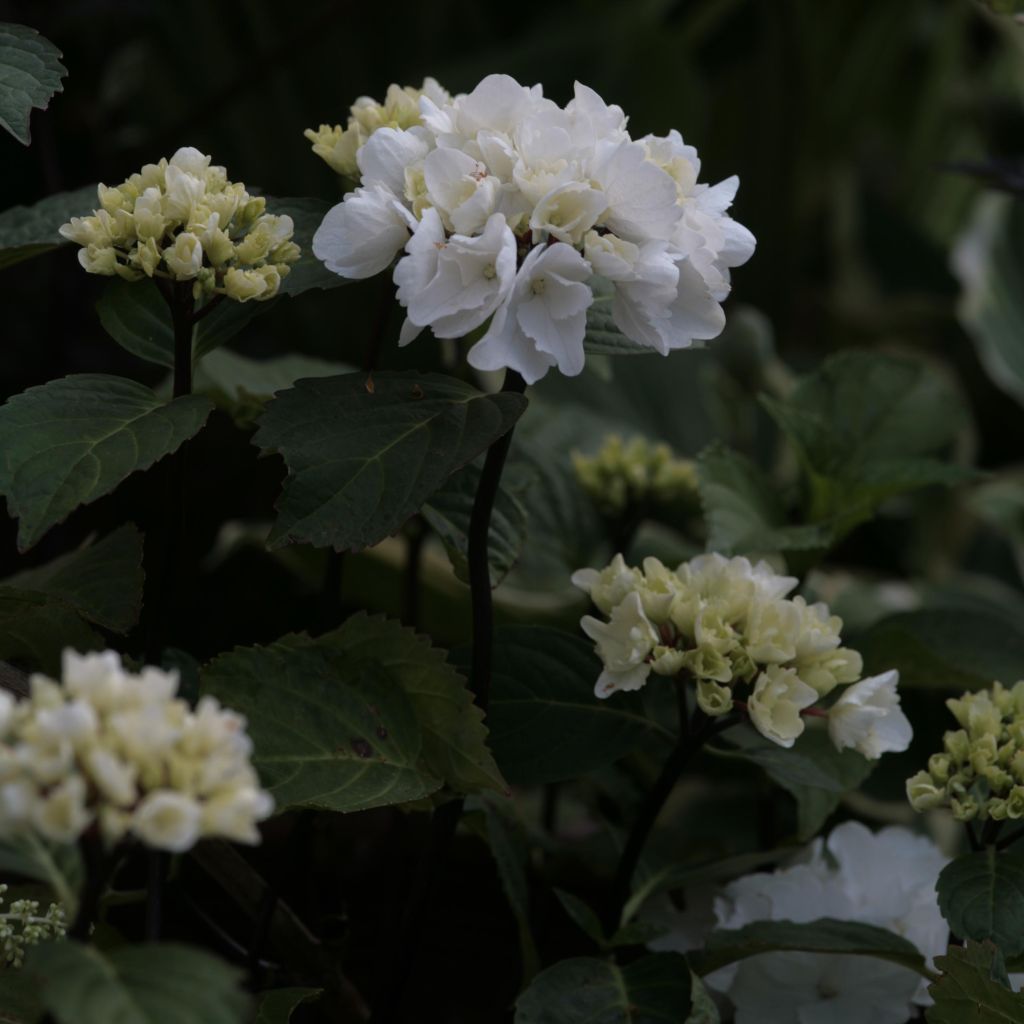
[855,609,1024,689]
[515,954,693,1024]
[0,23,66,145]
[0,833,82,919]
[201,640,440,814]
[927,941,1024,1023]
[29,940,249,1024]
[0,184,96,270]
[697,443,834,555]
[692,918,933,978]
[254,371,527,552]
[937,850,1024,957]
[5,523,144,633]
[0,374,212,550]
[0,588,103,675]
[459,626,662,786]
[422,461,528,588]
[253,987,322,1023]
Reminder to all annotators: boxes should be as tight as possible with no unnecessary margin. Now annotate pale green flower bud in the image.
[944,729,971,764]
[989,798,1009,821]
[650,645,686,677]
[748,666,817,749]
[204,228,235,267]
[132,237,161,277]
[1011,750,1024,783]
[906,770,945,811]
[223,267,269,303]
[77,245,118,275]
[98,184,131,213]
[696,678,733,717]
[304,123,362,178]
[951,795,980,822]
[164,232,203,280]
[928,753,951,784]
[794,647,863,698]
[252,263,283,297]
[270,240,301,266]
[234,197,267,229]
[1006,786,1024,819]
[982,764,1013,794]
[638,557,679,622]
[132,187,165,240]
[971,733,999,773]
[683,644,733,684]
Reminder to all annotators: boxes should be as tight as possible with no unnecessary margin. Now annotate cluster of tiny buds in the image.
[0,884,66,967]
[572,434,699,516]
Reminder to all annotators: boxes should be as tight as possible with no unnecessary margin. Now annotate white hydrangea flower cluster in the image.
[0,650,273,853]
[59,147,300,302]
[311,74,755,384]
[572,553,912,757]
[652,822,951,1023]
[0,884,66,967]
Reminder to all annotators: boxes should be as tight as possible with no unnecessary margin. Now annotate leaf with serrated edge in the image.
[254,371,527,552]
[29,940,249,1024]
[927,941,1024,1023]
[0,184,95,270]
[0,374,212,550]
[0,588,103,675]
[202,641,439,814]
[937,850,1024,957]
[253,988,322,1024]
[0,24,66,145]
[6,523,144,633]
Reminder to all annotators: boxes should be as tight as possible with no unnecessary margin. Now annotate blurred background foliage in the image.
[3,1,1024,1018]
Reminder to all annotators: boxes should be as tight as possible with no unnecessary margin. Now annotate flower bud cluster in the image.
[573,553,912,757]
[0,884,66,967]
[572,434,698,516]
[0,650,273,853]
[312,74,754,384]
[59,147,300,302]
[907,681,1024,821]
[305,78,451,179]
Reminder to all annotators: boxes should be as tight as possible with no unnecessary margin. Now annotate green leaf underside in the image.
[937,850,1024,958]
[467,626,659,786]
[202,641,437,814]
[422,461,528,588]
[0,23,66,145]
[0,374,212,550]
[692,918,932,979]
[927,942,1024,1023]
[697,443,834,555]
[515,954,693,1024]
[0,587,103,675]
[0,184,96,270]
[584,276,658,356]
[29,940,249,1024]
[254,371,527,552]
[253,987,322,1024]
[5,522,144,632]
[0,833,83,919]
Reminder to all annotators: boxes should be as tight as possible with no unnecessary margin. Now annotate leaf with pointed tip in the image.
[254,371,527,552]
[0,184,96,269]
[0,833,83,919]
[0,588,103,675]
[253,988,322,1023]
[927,942,1024,1023]
[0,374,212,550]
[0,23,66,145]
[937,850,1024,957]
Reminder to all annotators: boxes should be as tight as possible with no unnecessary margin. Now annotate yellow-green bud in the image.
[907,770,946,811]
[1006,786,1024,819]
[696,678,733,717]
[951,795,979,822]
[928,753,951,784]
[944,729,971,765]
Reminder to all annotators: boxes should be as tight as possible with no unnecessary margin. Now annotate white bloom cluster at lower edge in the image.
[572,552,912,758]
[311,74,755,384]
[650,822,951,1024]
[0,650,273,853]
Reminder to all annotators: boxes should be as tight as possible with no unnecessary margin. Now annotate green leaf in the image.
[96,279,264,369]
[937,850,1024,957]
[254,371,527,552]
[685,974,719,1024]
[0,23,66,145]
[29,940,249,1024]
[855,609,1024,689]
[466,626,662,786]
[0,588,103,675]
[0,833,83,919]
[201,640,440,814]
[515,954,693,1024]
[761,350,973,535]
[692,918,934,979]
[253,988,322,1024]
[927,941,1024,1023]
[583,276,657,356]
[270,197,353,297]
[0,184,96,270]
[422,461,529,588]
[697,443,834,555]
[553,889,607,947]
[710,728,873,839]
[5,523,144,633]
[979,0,1024,12]
[0,968,43,1023]
[0,374,212,550]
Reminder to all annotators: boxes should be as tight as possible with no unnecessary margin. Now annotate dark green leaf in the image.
[855,609,1024,689]
[0,833,82,918]
[697,443,834,555]
[0,184,95,269]
[422,461,528,587]
[583,276,656,356]
[692,918,933,979]
[927,941,1024,1023]
[270,197,353,297]
[253,988,322,1024]
[515,954,693,1024]
[685,974,719,1024]
[5,523,144,633]
[0,23,66,145]
[201,641,440,814]
[468,626,663,786]
[0,968,43,1023]
[937,850,1024,957]
[553,889,607,947]
[254,371,527,552]
[29,940,249,1024]
[0,374,212,550]
[0,588,103,675]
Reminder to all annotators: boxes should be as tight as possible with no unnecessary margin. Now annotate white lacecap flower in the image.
[570,553,643,616]
[580,590,658,698]
[748,666,818,748]
[828,670,913,760]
